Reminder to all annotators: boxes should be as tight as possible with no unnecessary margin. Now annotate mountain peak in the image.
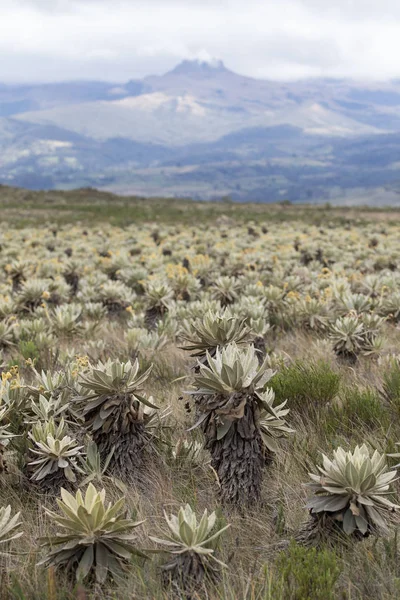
[167,58,228,77]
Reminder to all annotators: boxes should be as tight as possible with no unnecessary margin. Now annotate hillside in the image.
[1,60,400,202]
[1,184,400,229]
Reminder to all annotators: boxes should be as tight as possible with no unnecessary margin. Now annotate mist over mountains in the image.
[1,59,400,203]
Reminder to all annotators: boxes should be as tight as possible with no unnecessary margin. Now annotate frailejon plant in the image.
[125,327,167,359]
[0,406,18,447]
[75,359,158,480]
[0,505,23,554]
[0,406,19,474]
[257,388,294,461]
[329,315,365,360]
[78,441,116,487]
[0,320,15,349]
[28,421,83,491]
[171,438,204,468]
[144,282,174,329]
[50,304,83,337]
[295,296,331,332]
[38,484,146,583]
[180,308,254,362]
[98,280,135,315]
[329,313,385,361]
[4,259,28,292]
[188,343,292,505]
[150,504,229,597]
[299,444,399,546]
[62,259,81,295]
[210,276,240,306]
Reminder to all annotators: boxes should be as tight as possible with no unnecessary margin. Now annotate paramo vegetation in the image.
[1,200,400,598]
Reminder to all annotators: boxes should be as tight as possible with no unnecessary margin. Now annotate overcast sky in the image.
[2,0,400,83]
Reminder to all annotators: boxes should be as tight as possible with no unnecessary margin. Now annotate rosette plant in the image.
[144,281,174,329]
[28,419,83,491]
[75,359,158,479]
[210,276,240,306]
[329,314,385,361]
[188,342,287,505]
[150,504,229,596]
[0,406,19,475]
[39,484,146,583]
[300,444,399,546]
[0,505,23,554]
[180,308,254,362]
[257,388,294,461]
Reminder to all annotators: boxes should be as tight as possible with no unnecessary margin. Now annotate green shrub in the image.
[18,340,40,364]
[327,387,389,434]
[383,360,400,415]
[274,541,341,600]
[270,361,340,411]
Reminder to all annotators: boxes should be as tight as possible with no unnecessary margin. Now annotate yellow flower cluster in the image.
[286,290,300,300]
[190,255,210,276]
[165,264,189,280]
[1,365,20,390]
[71,355,89,378]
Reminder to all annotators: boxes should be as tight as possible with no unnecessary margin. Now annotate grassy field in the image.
[1,186,400,599]
[2,184,400,228]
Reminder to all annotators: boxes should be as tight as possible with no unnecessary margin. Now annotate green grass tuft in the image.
[270,360,341,411]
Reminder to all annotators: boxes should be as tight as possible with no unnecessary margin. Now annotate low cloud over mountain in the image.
[1,59,400,203]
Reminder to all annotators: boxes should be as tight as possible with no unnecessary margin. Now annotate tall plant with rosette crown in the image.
[75,359,158,480]
[188,342,287,506]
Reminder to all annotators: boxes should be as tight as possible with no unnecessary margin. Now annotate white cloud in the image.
[1,0,400,82]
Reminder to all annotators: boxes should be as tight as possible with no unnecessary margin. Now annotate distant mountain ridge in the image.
[1,59,400,203]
